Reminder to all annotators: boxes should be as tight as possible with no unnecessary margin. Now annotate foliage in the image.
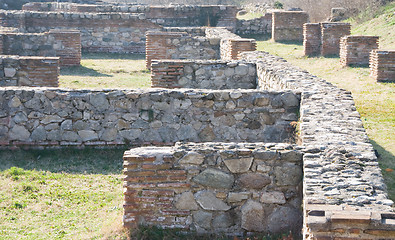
[274,1,284,9]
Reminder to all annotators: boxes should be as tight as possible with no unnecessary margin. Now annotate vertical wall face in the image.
[340,36,379,67]
[0,31,81,67]
[0,35,3,55]
[0,55,59,87]
[272,11,309,42]
[370,50,395,82]
[303,23,321,56]
[236,13,272,36]
[151,60,257,89]
[221,39,257,60]
[49,29,81,67]
[123,143,303,234]
[320,22,351,56]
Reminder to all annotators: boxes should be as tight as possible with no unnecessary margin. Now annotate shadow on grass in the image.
[274,40,303,46]
[370,140,395,200]
[61,65,112,77]
[82,52,146,60]
[0,147,128,174]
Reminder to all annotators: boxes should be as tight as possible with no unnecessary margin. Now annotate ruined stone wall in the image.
[0,55,59,87]
[0,10,163,54]
[22,3,238,28]
[145,31,220,69]
[303,22,351,57]
[205,28,256,60]
[236,13,272,36]
[370,50,395,82]
[0,88,299,147]
[272,11,309,42]
[239,51,395,239]
[151,60,257,89]
[123,142,303,234]
[0,30,81,67]
[340,36,379,67]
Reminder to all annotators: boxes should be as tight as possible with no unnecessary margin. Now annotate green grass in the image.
[346,1,395,49]
[255,36,395,199]
[237,11,265,20]
[59,53,151,89]
[0,148,128,240]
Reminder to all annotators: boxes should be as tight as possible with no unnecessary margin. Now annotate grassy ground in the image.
[254,32,395,199]
[59,53,150,89]
[0,148,128,240]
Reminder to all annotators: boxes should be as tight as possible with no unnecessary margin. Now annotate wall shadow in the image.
[0,147,129,175]
[60,65,112,77]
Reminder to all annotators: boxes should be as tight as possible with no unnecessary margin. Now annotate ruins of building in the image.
[0,2,394,239]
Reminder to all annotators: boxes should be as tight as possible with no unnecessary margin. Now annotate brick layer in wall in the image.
[151,61,184,88]
[320,22,351,56]
[370,50,395,82]
[340,36,379,67]
[229,39,256,60]
[303,23,321,56]
[49,29,81,67]
[145,31,184,69]
[272,11,309,42]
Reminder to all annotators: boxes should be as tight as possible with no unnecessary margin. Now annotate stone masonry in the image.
[123,142,303,234]
[370,50,395,82]
[151,60,257,89]
[272,11,309,42]
[0,88,299,147]
[0,29,81,67]
[239,51,395,239]
[0,55,59,87]
[304,22,351,56]
[340,36,380,67]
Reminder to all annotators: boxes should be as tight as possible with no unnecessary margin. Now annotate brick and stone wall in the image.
[272,11,309,42]
[0,55,59,87]
[0,29,81,67]
[145,31,220,69]
[123,142,303,234]
[151,60,257,89]
[340,36,379,67]
[0,10,163,54]
[22,3,238,29]
[239,51,395,239]
[0,88,299,147]
[236,13,272,36]
[303,22,351,56]
[370,50,395,82]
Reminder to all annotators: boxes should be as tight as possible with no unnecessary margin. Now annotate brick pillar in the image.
[123,149,190,228]
[303,23,321,56]
[49,29,81,67]
[272,11,309,42]
[145,31,184,69]
[340,36,379,67]
[20,56,60,87]
[230,39,256,60]
[370,50,395,82]
[320,22,351,56]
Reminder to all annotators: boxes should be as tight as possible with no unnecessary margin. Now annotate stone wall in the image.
[370,50,395,82]
[0,10,163,54]
[145,31,220,69]
[239,51,395,239]
[123,142,303,234]
[151,60,257,89]
[0,55,59,87]
[303,22,351,57]
[22,3,238,29]
[236,13,272,36]
[272,11,309,42]
[340,36,379,67]
[0,29,81,67]
[205,28,257,61]
[0,88,299,147]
